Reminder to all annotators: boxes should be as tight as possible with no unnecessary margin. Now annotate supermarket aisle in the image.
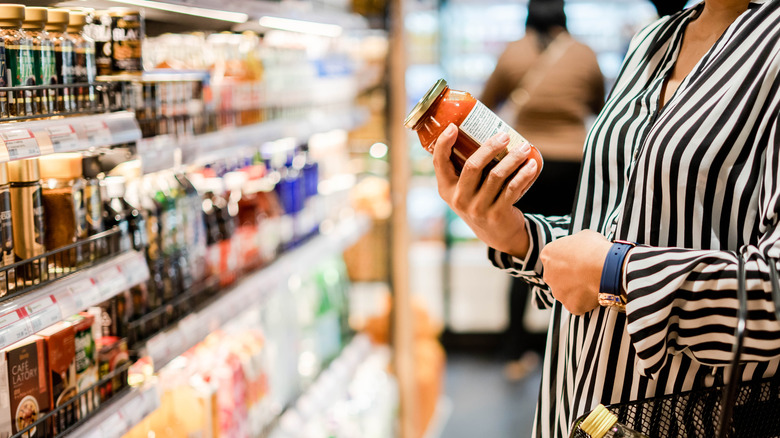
[442,353,542,438]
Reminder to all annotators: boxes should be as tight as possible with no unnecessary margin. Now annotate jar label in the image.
[459,101,530,159]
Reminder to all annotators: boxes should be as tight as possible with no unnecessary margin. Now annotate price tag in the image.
[0,309,32,348]
[53,288,78,318]
[96,266,128,300]
[69,277,101,310]
[123,256,149,287]
[26,295,61,333]
[99,411,127,438]
[0,128,40,159]
[84,120,113,147]
[119,395,145,426]
[146,332,169,365]
[47,124,81,152]
[177,314,201,347]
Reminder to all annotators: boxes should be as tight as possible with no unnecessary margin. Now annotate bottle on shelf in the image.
[7,158,45,284]
[102,175,132,252]
[66,11,97,110]
[38,153,89,270]
[0,4,34,117]
[0,164,13,296]
[22,7,56,115]
[44,9,75,113]
[84,10,111,77]
[578,405,650,438]
[82,153,104,237]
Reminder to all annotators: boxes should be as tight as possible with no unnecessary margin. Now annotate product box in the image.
[66,313,99,418]
[1,336,50,438]
[97,336,129,402]
[37,322,77,434]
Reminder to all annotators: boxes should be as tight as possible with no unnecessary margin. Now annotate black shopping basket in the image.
[570,250,780,438]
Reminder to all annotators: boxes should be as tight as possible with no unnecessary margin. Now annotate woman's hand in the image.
[432,123,538,258]
[540,230,612,315]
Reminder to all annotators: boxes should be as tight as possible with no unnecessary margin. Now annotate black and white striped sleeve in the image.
[488,213,571,307]
[624,114,780,379]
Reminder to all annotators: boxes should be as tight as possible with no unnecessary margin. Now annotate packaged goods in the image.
[44,9,74,113]
[66,11,96,109]
[405,78,543,178]
[22,7,56,115]
[1,336,50,438]
[0,163,13,295]
[109,9,143,74]
[7,159,45,283]
[66,313,98,417]
[83,10,111,77]
[37,322,77,435]
[38,153,88,269]
[0,4,33,117]
[96,336,128,401]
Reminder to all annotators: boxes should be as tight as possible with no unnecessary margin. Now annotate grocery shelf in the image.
[141,213,370,372]
[138,106,370,173]
[0,111,141,162]
[63,384,160,438]
[0,250,149,350]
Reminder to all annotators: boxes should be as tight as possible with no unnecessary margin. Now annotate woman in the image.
[479,0,604,380]
[431,1,780,437]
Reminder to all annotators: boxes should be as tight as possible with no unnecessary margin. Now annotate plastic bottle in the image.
[579,405,650,438]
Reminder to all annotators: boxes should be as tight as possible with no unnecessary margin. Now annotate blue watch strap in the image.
[600,241,634,297]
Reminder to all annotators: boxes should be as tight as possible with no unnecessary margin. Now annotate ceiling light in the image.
[258,16,343,37]
[106,0,248,23]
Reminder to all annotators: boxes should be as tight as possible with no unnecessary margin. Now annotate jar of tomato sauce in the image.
[404,79,543,178]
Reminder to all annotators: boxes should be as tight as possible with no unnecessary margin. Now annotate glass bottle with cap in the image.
[22,7,56,115]
[102,175,131,252]
[66,11,96,110]
[39,153,88,270]
[7,158,45,283]
[0,4,34,117]
[405,78,543,179]
[577,404,649,438]
[0,163,13,295]
[45,9,75,113]
[81,153,103,237]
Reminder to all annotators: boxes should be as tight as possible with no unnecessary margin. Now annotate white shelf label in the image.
[69,277,101,310]
[85,121,113,147]
[99,411,127,438]
[26,295,61,333]
[96,265,128,300]
[122,256,149,287]
[47,124,81,152]
[1,128,40,159]
[0,309,32,348]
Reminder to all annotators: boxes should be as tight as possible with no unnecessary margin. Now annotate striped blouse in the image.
[488,2,780,437]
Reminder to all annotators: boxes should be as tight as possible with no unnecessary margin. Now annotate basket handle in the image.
[716,248,748,438]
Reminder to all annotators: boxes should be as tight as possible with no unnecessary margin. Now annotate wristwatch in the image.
[598,240,635,312]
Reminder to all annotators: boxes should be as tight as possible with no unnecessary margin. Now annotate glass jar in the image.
[22,7,56,115]
[578,405,650,438]
[0,4,34,117]
[66,12,96,110]
[0,164,13,295]
[45,9,75,113]
[405,78,543,177]
[39,153,88,270]
[7,158,45,283]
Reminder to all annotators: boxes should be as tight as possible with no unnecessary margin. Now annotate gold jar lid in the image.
[0,4,25,28]
[580,405,618,438]
[7,158,41,183]
[22,7,47,30]
[404,78,448,129]
[108,8,140,18]
[46,9,70,32]
[66,11,86,33]
[39,153,83,180]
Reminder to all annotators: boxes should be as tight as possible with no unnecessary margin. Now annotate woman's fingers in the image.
[432,123,460,196]
[474,141,534,209]
[457,131,512,196]
[501,156,539,205]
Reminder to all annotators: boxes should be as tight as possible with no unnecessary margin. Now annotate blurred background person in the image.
[479,0,605,381]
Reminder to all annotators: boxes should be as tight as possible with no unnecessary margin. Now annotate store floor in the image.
[441,353,542,438]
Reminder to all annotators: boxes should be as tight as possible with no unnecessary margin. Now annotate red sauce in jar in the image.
[405,79,543,178]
